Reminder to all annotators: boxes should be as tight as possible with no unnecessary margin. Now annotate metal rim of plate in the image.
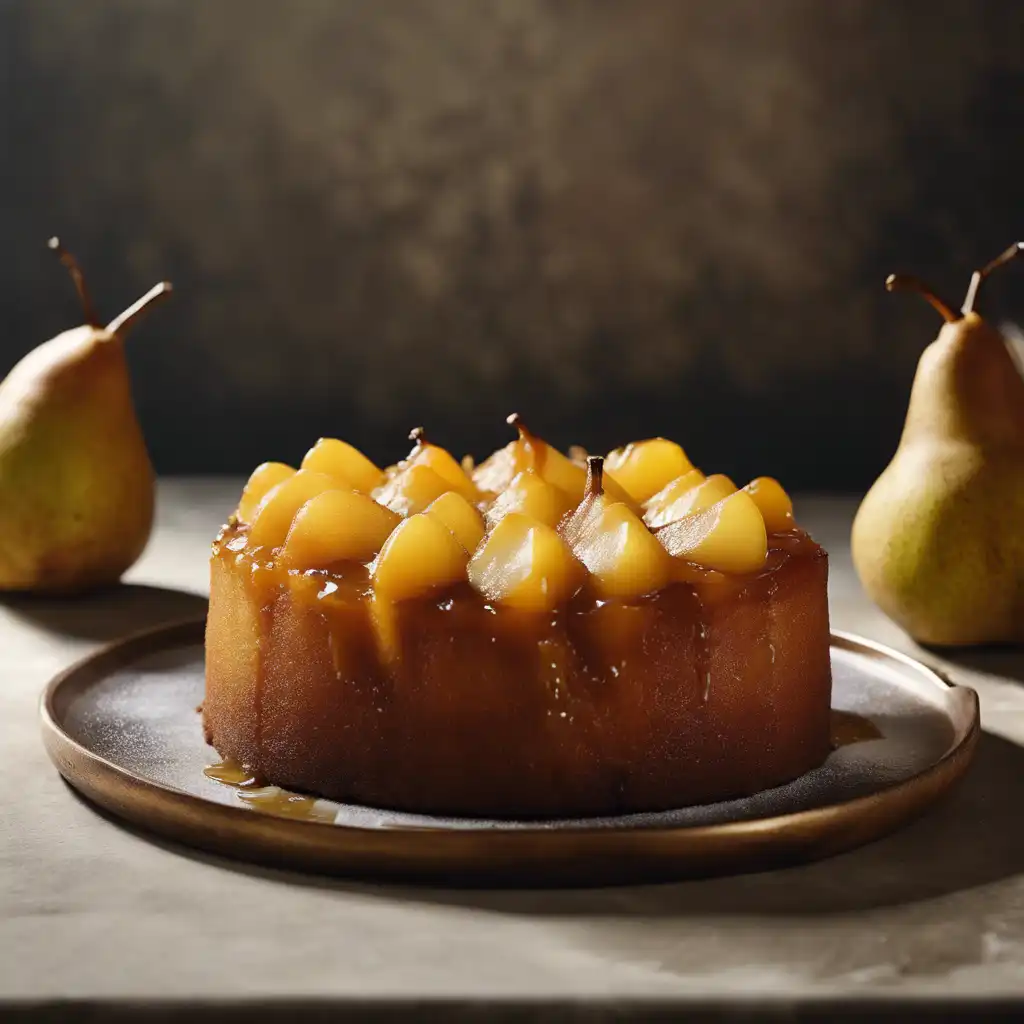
[39,618,980,887]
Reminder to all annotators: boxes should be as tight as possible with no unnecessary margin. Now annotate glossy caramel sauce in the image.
[204,759,265,788]
[205,760,336,822]
[830,710,882,749]
[237,789,337,822]
[215,522,821,615]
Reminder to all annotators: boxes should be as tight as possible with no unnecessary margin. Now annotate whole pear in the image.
[0,240,171,592]
[851,243,1024,645]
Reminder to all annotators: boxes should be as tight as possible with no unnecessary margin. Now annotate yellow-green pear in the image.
[0,239,171,592]
[852,243,1024,645]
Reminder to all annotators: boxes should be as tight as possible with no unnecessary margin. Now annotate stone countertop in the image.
[4,482,1024,1021]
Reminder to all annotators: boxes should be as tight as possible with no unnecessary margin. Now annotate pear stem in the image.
[105,281,173,337]
[506,412,531,439]
[962,242,1024,316]
[408,426,427,447]
[48,237,100,327]
[507,412,542,471]
[885,274,958,324]
[585,455,604,498]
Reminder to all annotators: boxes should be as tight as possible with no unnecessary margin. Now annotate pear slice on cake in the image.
[605,438,693,504]
[469,513,583,611]
[658,490,768,575]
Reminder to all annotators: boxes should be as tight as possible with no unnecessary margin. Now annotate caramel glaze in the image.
[203,759,265,788]
[204,525,831,819]
[205,760,337,821]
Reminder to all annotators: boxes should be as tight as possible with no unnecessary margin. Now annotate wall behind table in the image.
[2,0,1023,489]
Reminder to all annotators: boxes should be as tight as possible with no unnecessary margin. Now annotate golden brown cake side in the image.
[204,528,830,818]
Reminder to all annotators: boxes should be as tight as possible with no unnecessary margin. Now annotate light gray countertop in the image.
[4,482,1024,1021]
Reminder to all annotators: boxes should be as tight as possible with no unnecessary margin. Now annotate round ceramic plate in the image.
[40,620,979,886]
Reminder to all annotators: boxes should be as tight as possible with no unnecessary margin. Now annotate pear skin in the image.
[852,443,1024,645]
[0,241,169,592]
[852,246,1024,645]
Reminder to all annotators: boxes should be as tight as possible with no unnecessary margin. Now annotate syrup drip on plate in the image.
[205,760,337,823]
[204,760,265,788]
[236,789,337,822]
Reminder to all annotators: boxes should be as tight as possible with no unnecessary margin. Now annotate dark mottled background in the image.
[2,0,1023,489]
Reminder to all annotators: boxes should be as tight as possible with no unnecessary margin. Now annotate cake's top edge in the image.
[216,421,823,611]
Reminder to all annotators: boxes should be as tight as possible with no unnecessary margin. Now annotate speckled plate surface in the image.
[40,620,979,886]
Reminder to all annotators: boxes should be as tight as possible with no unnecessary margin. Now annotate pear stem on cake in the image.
[507,412,541,472]
[506,412,532,440]
[585,455,604,497]
[48,237,100,328]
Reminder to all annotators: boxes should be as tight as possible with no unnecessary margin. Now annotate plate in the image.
[40,620,979,886]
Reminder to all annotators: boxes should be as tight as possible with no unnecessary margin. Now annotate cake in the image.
[203,419,832,818]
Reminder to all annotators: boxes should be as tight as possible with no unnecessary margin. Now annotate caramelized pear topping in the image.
[485,469,575,530]
[238,462,295,523]
[405,428,478,501]
[644,472,735,528]
[573,502,671,598]
[642,468,706,529]
[562,456,670,598]
[743,476,796,532]
[426,491,485,553]
[374,464,453,517]
[505,414,586,496]
[481,415,637,509]
[605,438,693,504]
[471,439,517,495]
[559,455,610,546]
[468,512,583,611]
[282,489,399,568]
[301,438,384,493]
[657,490,768,575]
[372,512,469,601]
[230,427,799,596]
[246,470,337,553]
